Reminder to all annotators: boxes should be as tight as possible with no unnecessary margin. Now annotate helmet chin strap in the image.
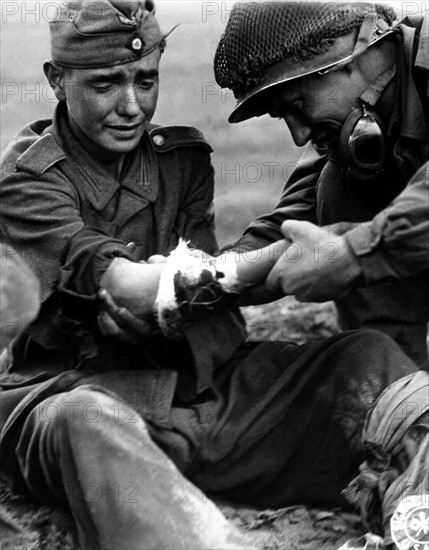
[358,63,396,109]
[337,63,396,178]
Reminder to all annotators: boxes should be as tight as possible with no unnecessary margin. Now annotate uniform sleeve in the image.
[226,143,326,252]
[345,161,429,282]
[179,147,218,255]
[0,168,132,305]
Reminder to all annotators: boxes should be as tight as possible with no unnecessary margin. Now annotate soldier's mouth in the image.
[107,123,142,137]
[312,121,343,150]
[312,130,339,151]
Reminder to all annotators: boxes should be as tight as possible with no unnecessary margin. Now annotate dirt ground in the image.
[0,299,366,550]
[0,474,364,550]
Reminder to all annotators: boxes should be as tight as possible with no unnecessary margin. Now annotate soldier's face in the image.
[266,67,367,149]
[62,50,161,155]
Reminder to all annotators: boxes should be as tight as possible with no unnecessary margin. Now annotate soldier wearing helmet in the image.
[215,2,429,369]
[215,4,429,546]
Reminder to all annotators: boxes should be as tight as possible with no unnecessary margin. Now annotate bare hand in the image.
[265,221,362,302]
[97,289,157,343]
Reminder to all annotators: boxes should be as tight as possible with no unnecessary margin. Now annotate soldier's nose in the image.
[118,85,141,117]
[284,117,312,147]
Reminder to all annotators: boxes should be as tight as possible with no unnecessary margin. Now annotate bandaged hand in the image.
[155,239,290,339]
[98,240,291,342]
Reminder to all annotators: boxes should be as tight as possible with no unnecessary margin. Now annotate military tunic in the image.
[0,101,245,465]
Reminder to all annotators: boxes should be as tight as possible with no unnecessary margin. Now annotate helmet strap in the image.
[332,12,391,73]
[359,63,396,108]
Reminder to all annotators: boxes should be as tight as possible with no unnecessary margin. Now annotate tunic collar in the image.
[51,102,159,211]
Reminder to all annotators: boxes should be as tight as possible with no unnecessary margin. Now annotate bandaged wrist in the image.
[154,241,241,339]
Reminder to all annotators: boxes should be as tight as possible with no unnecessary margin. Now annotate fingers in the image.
[98,289,156,341]
[116,308,156,336]
[99,288,121,314]
[97,310,139,343]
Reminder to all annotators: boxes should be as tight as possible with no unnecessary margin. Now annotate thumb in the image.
[280,220,317,242]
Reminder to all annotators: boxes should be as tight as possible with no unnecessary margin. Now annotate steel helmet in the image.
[214,2,397,123]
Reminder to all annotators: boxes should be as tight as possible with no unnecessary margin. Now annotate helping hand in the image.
[265,220,362,302]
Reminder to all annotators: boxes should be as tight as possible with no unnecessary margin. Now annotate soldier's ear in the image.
[43,61,68,102]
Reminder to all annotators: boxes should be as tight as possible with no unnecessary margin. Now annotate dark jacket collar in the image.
[51,102,159,211]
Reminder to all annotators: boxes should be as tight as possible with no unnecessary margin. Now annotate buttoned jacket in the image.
[0,103,246,433]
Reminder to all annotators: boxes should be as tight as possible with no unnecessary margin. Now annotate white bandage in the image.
[154,241,241,339]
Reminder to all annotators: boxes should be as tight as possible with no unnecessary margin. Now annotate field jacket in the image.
[0,103,246,438]
[235,15,429,365]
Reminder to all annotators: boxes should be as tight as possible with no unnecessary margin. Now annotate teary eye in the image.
[137,80,155,90]
[93,84,114,93]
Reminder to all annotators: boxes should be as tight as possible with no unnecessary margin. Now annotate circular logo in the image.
[391,495,429,550]
[132,38,142,52]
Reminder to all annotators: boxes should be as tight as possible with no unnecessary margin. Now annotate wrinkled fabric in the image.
[0,102,254,548]
[0,102,247,407]
[343,370,429,544]
[15,386,255,550]
[50,0,165,69]
[3,331,417,513]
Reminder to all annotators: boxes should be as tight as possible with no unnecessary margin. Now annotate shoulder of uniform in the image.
[148,124,213,153]
[15,133,66,176]
[1,119,66,178]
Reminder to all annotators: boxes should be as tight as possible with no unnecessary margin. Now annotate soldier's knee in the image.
[37,385,144,435]
[339,330,417,389]
[346,329,413,362]
[33,386,103,429]
[350,328,397,348]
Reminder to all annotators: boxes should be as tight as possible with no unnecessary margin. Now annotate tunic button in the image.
[153,134,165,146]
[126,242,137,253]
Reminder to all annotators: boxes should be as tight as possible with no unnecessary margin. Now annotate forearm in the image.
[100,238,292,339]
[216,240,291,306]
[100,259,165,318]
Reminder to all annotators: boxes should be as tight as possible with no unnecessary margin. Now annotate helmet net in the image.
[214,2,396,97]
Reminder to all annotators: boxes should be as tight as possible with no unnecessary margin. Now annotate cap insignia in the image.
[125,34,145,54]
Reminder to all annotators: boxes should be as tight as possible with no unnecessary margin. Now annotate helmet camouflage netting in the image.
[214,2,396,99]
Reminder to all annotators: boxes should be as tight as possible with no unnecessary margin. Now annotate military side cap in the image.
[50,0,165,68]
[214,2,397,123]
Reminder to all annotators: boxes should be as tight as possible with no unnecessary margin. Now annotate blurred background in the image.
[2,0,406,246]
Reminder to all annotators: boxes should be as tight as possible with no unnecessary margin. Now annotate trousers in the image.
[7,330,417,549]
